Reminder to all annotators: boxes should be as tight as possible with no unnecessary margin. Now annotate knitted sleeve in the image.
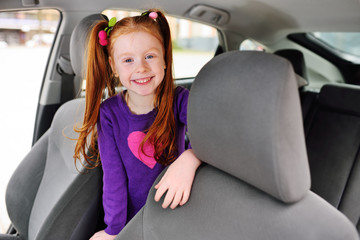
[98,104,128,235]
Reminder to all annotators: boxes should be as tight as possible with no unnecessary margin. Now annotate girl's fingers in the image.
[180,189,190,206]
[170,191,183,209]
[162,188,175,208]
[154,184,168,202]
[154,174,166,189]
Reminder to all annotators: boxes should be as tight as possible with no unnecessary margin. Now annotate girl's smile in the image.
[132,76,154,85]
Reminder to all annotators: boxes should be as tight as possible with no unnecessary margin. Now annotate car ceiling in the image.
[2,0,360,44]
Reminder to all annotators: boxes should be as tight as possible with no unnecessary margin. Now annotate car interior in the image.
[1,0,360,239]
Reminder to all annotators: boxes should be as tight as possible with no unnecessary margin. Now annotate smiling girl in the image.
[73,9,201,240]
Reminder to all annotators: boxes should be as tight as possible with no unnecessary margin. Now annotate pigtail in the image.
[141,9,178,165]
[74,20,115,168]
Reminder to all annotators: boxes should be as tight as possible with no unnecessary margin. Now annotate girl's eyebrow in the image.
[117,47,162,59]
[117,52,133,58]
[145,47,162,53]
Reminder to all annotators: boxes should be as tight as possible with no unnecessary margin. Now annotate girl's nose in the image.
[136,59,149,73]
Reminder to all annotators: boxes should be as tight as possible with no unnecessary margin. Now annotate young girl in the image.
[73,9,201,239]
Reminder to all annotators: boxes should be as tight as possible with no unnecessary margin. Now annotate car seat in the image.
[0,14,105,240]
[114,51,359,240]
[274,49,317,121]
[305,83,360,233]
[274,49,308,80]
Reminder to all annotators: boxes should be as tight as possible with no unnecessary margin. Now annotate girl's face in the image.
[109,31,165,100]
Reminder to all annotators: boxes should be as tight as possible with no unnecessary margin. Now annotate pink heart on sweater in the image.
[127,131,157,169]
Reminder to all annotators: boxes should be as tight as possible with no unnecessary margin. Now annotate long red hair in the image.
[74,9,177,168]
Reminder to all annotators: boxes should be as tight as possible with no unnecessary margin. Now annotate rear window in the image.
[309,32,360,63]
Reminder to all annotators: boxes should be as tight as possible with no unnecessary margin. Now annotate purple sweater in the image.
[97,86,189,235]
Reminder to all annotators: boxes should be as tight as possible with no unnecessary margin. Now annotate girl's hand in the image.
[89,230,116,240]
[154,149,201,209]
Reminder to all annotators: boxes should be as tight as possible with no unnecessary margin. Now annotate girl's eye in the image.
[146,55,154,60]
[124,58,133,63]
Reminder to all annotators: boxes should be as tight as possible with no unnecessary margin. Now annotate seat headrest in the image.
[274,49,308,79]
[188,51,310,203]
[319,83,360,115]
[274,49,308,87]
[70,14,107,77]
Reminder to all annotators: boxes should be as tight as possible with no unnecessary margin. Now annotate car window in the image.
[240,39,265,51]
[102,10,219,79]
[310,32,360,64]
[0,9,60,232]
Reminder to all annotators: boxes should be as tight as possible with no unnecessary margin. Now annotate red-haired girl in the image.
[74,9,201,240]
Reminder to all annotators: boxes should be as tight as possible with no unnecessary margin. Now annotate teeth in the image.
[135,78,150,83]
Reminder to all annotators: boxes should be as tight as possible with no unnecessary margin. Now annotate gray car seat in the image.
[3,99,102,240]
[0,14,105,240]
[274,49,308,80]
[305,83,360,232]
[274,49,317,121]
[115,51,359,240]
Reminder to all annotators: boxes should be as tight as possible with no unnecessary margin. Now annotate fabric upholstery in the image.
[114,209,144,240]
[300,90,318,121]
[28,99,102,240]
[274,49,308,88]
[339,154,360,232]
[0,234,20,240]
[306,107,360,207]
[3,99,103,240]
[305,83,360,230]
[70,14,107,77]
[274,49,308,79]
[319,84,360,114]
[5,132,48,239]
[34,165,102,240]
[188,51,310,203]
[117,164,359,240]
[115,51,359,240]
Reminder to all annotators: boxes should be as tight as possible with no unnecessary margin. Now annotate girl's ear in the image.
[108,56,116,74]
[109,56,119,78]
